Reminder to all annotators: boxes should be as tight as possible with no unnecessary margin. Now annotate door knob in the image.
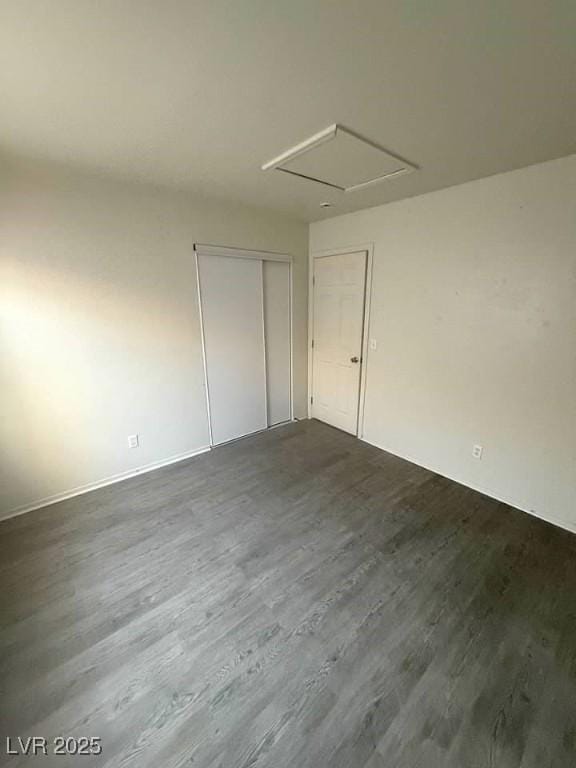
[350,356,359,363]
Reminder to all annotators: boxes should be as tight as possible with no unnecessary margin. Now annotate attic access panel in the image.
[262,125,415,192]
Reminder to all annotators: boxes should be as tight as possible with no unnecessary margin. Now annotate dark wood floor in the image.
[1,420,575,767]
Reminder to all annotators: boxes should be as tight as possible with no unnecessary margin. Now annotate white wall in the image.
[310,155,576,532]
[0,160,308,517]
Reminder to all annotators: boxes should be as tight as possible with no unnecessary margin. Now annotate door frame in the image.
[194,243,294,447]
[307,242,374,438]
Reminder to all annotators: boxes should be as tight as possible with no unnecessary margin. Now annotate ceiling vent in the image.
[262,124,416,192]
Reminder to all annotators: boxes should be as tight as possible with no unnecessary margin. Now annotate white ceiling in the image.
[1,1,574,221]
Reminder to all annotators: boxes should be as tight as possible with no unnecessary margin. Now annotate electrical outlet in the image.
[128,434,139,449]
[472,444,483,459]
[369,338,377,351]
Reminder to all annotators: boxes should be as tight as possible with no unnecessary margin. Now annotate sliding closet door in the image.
[197,254,267,445]
[263,261,291,425]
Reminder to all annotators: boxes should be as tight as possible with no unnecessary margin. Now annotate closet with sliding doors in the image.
[194,243,292,446]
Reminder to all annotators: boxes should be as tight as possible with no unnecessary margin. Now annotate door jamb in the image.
[307,242,374,438]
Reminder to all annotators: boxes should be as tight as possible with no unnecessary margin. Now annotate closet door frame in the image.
[194,243,293,447]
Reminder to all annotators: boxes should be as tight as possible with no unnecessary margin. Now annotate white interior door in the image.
[263,261,291,426]
[198,254,267,445]
[311,251,367,434]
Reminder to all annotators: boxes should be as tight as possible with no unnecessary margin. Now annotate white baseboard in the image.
[361,435,576,538]
[1,445,211,523]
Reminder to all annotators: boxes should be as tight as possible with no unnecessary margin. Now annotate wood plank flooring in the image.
[1,419,576,767]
